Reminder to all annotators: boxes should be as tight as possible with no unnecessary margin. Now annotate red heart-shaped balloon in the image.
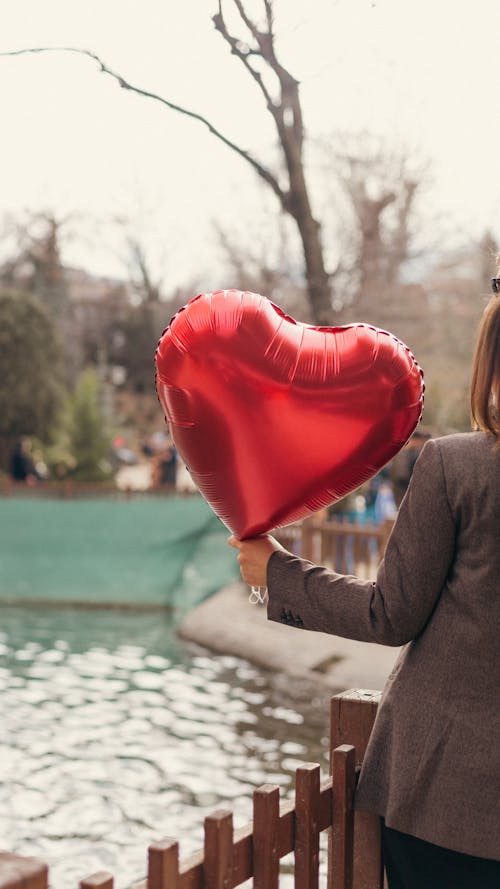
[156,290,424,539]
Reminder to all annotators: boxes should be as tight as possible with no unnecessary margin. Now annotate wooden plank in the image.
[343,532,352,573]
[301,518,316,561]
[320,529,328,564]
[276,518,390,573]
[330,745,356,889]
[179,850,204,889]
[276,798,295,858]
[79,874,114,889]
[317,778,333,832]
[253,784,280,889]
[0,853,48,889]
[330,691,383,889]
[203,810,234,889]
[352,536,360,569]
[136,774,332,889]
[330,691,380,771]
[148,839,179,889]
[294,763,321,889]
[228,823,253,888]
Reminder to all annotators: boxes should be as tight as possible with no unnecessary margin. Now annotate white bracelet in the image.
[249,586,268,605]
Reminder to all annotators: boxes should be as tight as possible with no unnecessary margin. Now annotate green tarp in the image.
[0,495,238,609]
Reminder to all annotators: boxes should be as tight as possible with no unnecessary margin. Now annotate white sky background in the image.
[0,0,499,295]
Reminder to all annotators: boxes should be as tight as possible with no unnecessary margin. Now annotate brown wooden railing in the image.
[0,479,191,499]
[276,518,393,576]
[0,690,383,889]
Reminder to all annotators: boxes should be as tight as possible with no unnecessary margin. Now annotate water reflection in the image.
[0,607,336,888]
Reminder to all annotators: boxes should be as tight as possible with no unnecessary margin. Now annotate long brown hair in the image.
[470,289,500,440]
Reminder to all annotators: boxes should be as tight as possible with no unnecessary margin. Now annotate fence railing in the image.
[276,518,393,576]
[0,690,383,889]
[0,478,191,499]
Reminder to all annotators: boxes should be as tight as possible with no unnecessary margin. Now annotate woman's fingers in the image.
[227,534,286,587]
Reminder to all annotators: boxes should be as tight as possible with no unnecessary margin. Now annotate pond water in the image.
[0,606,339,888]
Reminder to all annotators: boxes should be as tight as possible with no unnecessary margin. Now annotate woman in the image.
[229,282,500,889]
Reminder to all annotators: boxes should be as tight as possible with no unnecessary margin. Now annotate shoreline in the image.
[178,582,400,692]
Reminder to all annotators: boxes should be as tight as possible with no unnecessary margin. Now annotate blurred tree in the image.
[415,235,496,432]
[1,1,336,323]
[71,277,130,372]
[108,233,167,392]
[210,1,333,323]
[126,235,162,304]
[0,212,69,317]
[214,213,309,318]
[113,304,164,393]
[337,152,419,314]
[0,290,64,469]
[0,212,86,384]
[311,135,429,323]
[215,136,430,326]
[65,369,113,481]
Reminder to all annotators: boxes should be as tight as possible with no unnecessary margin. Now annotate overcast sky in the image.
[1,0,499,292]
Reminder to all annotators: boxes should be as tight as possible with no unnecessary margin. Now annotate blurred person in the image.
[363,465,396,522]
[373,479,397,524]
[389,428,432,507]
[229,278,500,888]
[9,437,41,485]
[152,435,178,488]
[140,436,155,459]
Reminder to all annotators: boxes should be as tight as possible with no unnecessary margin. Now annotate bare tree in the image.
[313,136,428,328]
[213,201,310,319]
[1,1,336,323]
[341,159,418,303]
[124,236,163,305]
[0,212,70,317]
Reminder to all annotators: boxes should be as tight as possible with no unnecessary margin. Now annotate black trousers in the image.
[382,822,500,889]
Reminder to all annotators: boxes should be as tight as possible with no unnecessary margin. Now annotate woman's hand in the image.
[228,534,286,587]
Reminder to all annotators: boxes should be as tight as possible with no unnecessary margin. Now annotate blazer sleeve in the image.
[266,439,456,646]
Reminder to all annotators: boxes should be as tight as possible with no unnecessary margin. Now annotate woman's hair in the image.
[470,280,500,440]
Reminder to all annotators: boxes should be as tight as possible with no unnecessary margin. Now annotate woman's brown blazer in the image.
[267,432,500,860]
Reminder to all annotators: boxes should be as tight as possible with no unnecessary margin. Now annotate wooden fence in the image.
[276,518,393,576]
[0,479,185,499]
[0,690,383,889]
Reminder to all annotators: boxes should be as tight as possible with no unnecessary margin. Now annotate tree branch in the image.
[0,46,287,207]
[215,2,302,154]
[231,0,262,42]
[212,10,275,112]
[228,0,288,84]
[263,0,274,32]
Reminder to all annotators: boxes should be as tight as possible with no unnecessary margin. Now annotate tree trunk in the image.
[293,203,332,325]
[282,119,332,322]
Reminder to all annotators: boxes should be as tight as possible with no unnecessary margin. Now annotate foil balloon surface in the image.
[155,289,424,540]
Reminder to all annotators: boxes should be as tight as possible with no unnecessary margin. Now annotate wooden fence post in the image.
[0,853,48,889]
[294,763,321,889]
[203,810,234,889]
[253,785,280,889]
[330,745,356,889]
[301,517,317,561]
[148,839,179,889]
[329,690,383,889]
[79,873,114,889]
